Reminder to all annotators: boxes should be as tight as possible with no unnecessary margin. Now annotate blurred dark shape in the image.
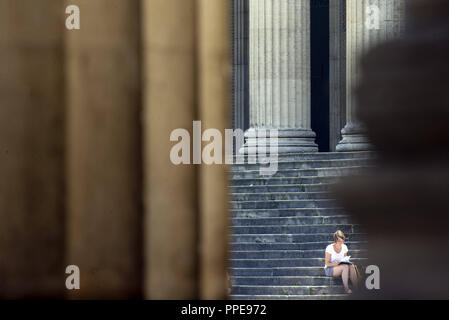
[0,0,230,300]
[0,0,65,299]
[336,0,449,299]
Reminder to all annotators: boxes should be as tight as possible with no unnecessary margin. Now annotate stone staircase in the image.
[228,152,373,300]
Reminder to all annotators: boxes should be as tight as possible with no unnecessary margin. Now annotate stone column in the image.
[143,0,230,299]
[245,0,318,153]
[198,0,231,299]
[0,0,65,299]
[337,0,405,152]
[232,0,249,134]
[329,0,347,151]
[142,0,199,299]
[66,0,142,299]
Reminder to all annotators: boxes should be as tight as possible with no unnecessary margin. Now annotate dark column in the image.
[0,0,65,298]
[231,0,250,136]
[66,0,142,299]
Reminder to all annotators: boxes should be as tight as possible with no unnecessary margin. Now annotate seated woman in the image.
[324,230,358,294]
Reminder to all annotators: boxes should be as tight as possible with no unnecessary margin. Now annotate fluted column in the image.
[244,0,317,153]
[232,0,249,133]
[337,0,405,152]
[329,0,347,151]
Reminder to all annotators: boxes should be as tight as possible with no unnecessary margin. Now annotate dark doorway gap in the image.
[311,0,330,152]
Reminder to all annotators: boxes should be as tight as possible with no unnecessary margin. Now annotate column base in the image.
[239,128,318,154]
[336,123,372,152]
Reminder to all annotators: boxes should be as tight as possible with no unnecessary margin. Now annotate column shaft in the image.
[0,0,65,299]
[198,0,231,299]
[142,0,199,299]
[143,0,230,299]
[337,0,405,152]
[232,0,249,133]
[329,0,347,151]
[245,0,317,153]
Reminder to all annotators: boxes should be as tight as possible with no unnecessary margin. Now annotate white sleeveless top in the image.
[324,243,348,269]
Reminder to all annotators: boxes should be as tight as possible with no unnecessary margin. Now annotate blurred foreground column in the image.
[336,0,449,298]
[337,0,405,152]
[66,0,142,298]
[0,0,65,299]
[142,0,199,299]
[143,0,230,299]
[198,0,231,299]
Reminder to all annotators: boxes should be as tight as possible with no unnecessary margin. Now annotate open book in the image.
[338,256,352,265]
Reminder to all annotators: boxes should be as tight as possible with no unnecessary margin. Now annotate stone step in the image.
[230,249,366,259]
[230,199,338,210]
[231,285,346,296]
[231,276,344,286]
[230,241,367,252]
[232,151,374,162]
[231,215,353,226]
[229,258,367,268]
[230,233,366,243]
[230,192,334,201]
[230,166,369,179]
[230,183,336,193]
[230,158,374,172]
[231,176,341,186]
[231,224,361,235]
[229,294,347,300]
[227,152,372,300]
[231,208,346,218]
[230,266,335,277]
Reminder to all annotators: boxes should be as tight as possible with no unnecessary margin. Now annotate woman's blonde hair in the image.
[333,230,345,242]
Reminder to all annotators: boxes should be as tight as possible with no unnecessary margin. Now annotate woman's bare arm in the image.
[325,252,340,267]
